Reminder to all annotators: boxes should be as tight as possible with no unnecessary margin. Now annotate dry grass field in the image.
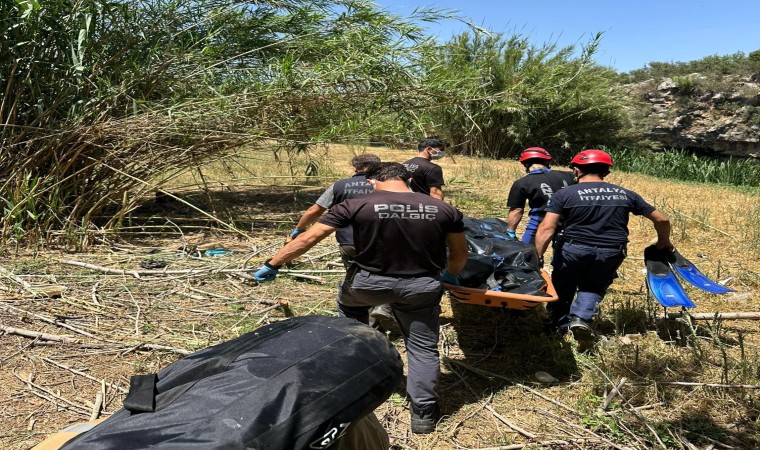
[1,144,758,449]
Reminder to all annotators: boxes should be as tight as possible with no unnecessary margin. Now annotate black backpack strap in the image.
[123,374,158,413]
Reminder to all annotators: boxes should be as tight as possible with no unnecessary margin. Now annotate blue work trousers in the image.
[520,213,542,244]
[548,242,626,327]
[337,269,444,410]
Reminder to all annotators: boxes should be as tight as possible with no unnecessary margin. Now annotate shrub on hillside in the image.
[623,50,760,82]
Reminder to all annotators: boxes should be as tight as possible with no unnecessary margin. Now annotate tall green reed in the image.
[610,148,760,188]
[0,0,444,244]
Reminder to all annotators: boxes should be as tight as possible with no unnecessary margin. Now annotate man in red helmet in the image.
[535,149,673,345]
[506,147,575,243]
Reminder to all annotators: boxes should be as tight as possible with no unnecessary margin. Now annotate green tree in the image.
[0,0,440,241]
[419,31,631,158]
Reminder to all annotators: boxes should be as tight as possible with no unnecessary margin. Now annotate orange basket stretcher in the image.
[442,269,558,310]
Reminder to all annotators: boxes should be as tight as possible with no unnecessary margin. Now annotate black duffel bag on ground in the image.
[61,315,403,450]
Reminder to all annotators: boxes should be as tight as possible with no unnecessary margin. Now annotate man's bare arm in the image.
[445,232,468,274]
[270,223,336,266]
[534,212,560,260]
[294,204,328,231]
[507,207,524,231]
[429,186,444,201]
[645,209,673,250]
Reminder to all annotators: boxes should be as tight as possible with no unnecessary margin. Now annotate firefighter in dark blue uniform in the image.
[535,149,673,345]
[288,153,396,329]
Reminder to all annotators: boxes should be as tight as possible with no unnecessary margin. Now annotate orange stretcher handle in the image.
[442,269,558,310]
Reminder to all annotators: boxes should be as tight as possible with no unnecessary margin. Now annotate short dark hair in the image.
[351,153,381,170]
[575,163,610,177]
[364,162,411,182]
[417,136,449,152]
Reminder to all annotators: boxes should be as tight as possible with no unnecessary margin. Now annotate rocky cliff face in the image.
[628,75,760,159]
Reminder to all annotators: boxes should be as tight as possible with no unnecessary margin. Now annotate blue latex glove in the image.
[290,229,304,239]
[506,229,517,239]
[254,260,280,282]
[440,270,459,285]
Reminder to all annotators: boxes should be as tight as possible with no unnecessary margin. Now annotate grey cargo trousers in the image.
[337,269,443,410]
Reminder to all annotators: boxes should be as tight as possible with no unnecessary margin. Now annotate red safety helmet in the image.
[518,147,552,162]
[570,149,614,167]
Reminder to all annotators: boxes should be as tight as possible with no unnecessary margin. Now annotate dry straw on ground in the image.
[1,144,758,449]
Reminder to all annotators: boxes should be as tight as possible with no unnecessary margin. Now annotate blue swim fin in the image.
[669,250,735,294]
[644,246,696,308]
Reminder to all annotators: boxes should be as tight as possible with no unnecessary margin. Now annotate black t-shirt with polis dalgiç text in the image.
[545,181,655,246]
[402,156,445,196]
[317,190,465,276]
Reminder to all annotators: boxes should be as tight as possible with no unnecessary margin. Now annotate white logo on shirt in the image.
[374,204,438,220]
[576,186,628,201]
[309,422,350,449]
[540,183,554,198]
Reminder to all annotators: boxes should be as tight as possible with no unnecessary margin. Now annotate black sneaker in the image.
[410,403,441,434]
[569,317,595,346]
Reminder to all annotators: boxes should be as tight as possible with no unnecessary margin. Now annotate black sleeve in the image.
[426,165,445,187]
[506,179,526,209]
[447,208,465,233]
[317,201,351,229]
[630,191,656,216]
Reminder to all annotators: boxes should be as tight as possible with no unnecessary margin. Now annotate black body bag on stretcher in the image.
[457,217,548,296]
[61,315,403,450]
